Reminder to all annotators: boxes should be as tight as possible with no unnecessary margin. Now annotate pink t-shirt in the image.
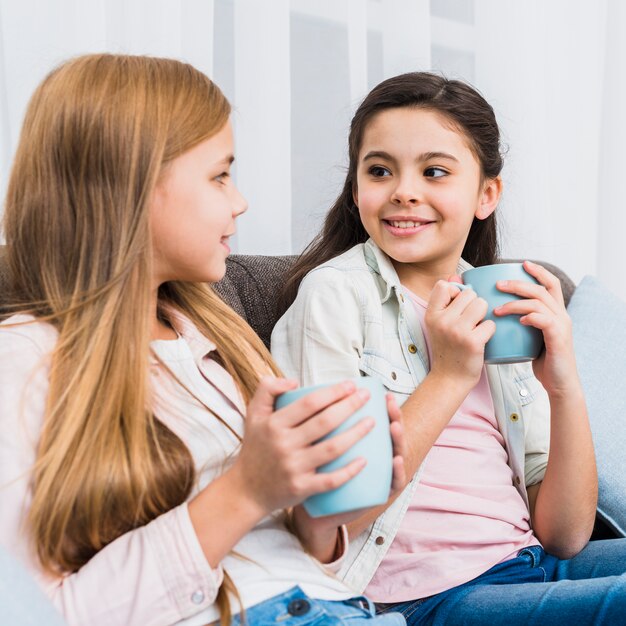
[366,289,540,602]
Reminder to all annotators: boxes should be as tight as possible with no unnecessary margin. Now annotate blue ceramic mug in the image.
[456,263,544,364]
[274,376,392,517]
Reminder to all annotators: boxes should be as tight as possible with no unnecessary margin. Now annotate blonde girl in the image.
[272,72,626,625]
[0,54,406,626]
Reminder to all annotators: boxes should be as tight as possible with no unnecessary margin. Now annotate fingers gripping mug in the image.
[275,376,393,517]
[456,263,544,365]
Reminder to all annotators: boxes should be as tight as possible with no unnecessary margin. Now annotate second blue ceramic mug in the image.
[274,376,392,517]
[458,263,544,364]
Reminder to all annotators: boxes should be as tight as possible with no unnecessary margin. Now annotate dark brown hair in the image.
[279,71,504,314]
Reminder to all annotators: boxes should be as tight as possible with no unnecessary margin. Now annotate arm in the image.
[495,261,597,558]
[190,375,394,565]
[526,388,596,558]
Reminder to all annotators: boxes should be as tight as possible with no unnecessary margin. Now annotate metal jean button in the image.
[287,598,311,616]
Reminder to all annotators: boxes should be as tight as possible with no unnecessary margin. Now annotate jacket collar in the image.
[150,305,217,367]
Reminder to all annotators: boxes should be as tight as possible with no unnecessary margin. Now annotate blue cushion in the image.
[0,546,65,625]
[569,275,626,537]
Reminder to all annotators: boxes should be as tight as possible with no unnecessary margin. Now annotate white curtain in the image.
[1,0,625,298]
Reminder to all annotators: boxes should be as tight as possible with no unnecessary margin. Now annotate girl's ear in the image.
[475,176,502,220]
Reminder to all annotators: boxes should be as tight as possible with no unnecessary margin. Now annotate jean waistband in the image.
[516,545,545,567]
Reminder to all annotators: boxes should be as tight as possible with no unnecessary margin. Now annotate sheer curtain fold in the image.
[475,0,607,284]
[597,0,626,288]
[0,4,10,196]
[0,0,624,299]
[233,0,291,254]
[381,0,430,76]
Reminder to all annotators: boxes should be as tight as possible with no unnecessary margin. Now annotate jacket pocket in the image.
[513,368,544,407]
[359,352,415,395]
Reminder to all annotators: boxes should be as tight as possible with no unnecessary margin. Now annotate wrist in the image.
[291,507,343,563]
[187,465,269,567]
[542,366,584,400]
[546,382,586,406]
[212,462,269,524]
[427,368,476,394]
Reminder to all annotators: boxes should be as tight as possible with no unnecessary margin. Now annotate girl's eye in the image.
[424,166,447,178]
[368,165,391,178]
[214,172,230,184]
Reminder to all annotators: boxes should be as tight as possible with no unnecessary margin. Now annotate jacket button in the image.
[191,590,205,604]
[519,389,528,397]
[515,476,521,485]
[510,413,519,422]
[375,536,385,545]
[391,371,397,380]
[287,599,311,616]
[408,344,417,354]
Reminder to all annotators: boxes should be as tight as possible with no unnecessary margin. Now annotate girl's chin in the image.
[375,240,426,263]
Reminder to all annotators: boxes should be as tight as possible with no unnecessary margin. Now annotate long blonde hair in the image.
[3,53,278,624]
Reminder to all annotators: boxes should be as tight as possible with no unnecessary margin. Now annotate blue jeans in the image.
[232,586,406,625]
[377,539,626,625]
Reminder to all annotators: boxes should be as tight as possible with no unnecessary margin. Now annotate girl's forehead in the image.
[360,107,474,157]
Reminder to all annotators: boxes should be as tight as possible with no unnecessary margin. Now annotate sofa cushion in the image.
[213,255,296,348]
[569,275,626,537]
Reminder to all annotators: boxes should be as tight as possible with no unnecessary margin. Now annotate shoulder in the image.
[0,316,56,427]
[0,314,58,357]
[300,245,376,291]
[310,244,369,273]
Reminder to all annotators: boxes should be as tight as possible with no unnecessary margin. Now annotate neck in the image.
[151,287,178,341]
[392,258,462,300]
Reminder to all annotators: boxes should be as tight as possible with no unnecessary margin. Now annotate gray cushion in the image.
[569,275,626,537]
[213,255,295,348]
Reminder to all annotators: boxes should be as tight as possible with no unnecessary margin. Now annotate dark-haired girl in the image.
[272,72,626,625]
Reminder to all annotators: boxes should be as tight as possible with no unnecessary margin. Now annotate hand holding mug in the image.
[425,280,496,386]
[274,376,398,517]
[451,262,546,365]
[233,376,376,517]
[291,391,406,556]
[492,260,579,394]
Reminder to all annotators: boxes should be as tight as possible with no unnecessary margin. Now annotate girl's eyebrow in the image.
[215,155,235,166]
[419,151,459,163]
[363,150,396,162]
[362,150,459,163]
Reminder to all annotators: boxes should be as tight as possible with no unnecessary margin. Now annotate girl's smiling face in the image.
[354,107,501,282]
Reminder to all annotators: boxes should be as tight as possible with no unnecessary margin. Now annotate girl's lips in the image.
[220,237,231,253]
[382,220,433,237]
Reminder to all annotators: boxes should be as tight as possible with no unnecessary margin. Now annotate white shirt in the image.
[0,311,352,626]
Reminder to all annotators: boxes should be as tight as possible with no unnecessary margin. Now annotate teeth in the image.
[389,220,421,228]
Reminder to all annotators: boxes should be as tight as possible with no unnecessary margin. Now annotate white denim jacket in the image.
[271,239,551,593]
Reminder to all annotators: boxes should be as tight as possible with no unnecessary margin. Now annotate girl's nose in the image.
[390,176,423,206]
[232,186,248,217]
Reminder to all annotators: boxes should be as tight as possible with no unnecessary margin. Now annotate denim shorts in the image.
[231,586,406,625]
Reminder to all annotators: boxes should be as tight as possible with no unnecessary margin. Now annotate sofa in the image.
[0,249,621,544]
